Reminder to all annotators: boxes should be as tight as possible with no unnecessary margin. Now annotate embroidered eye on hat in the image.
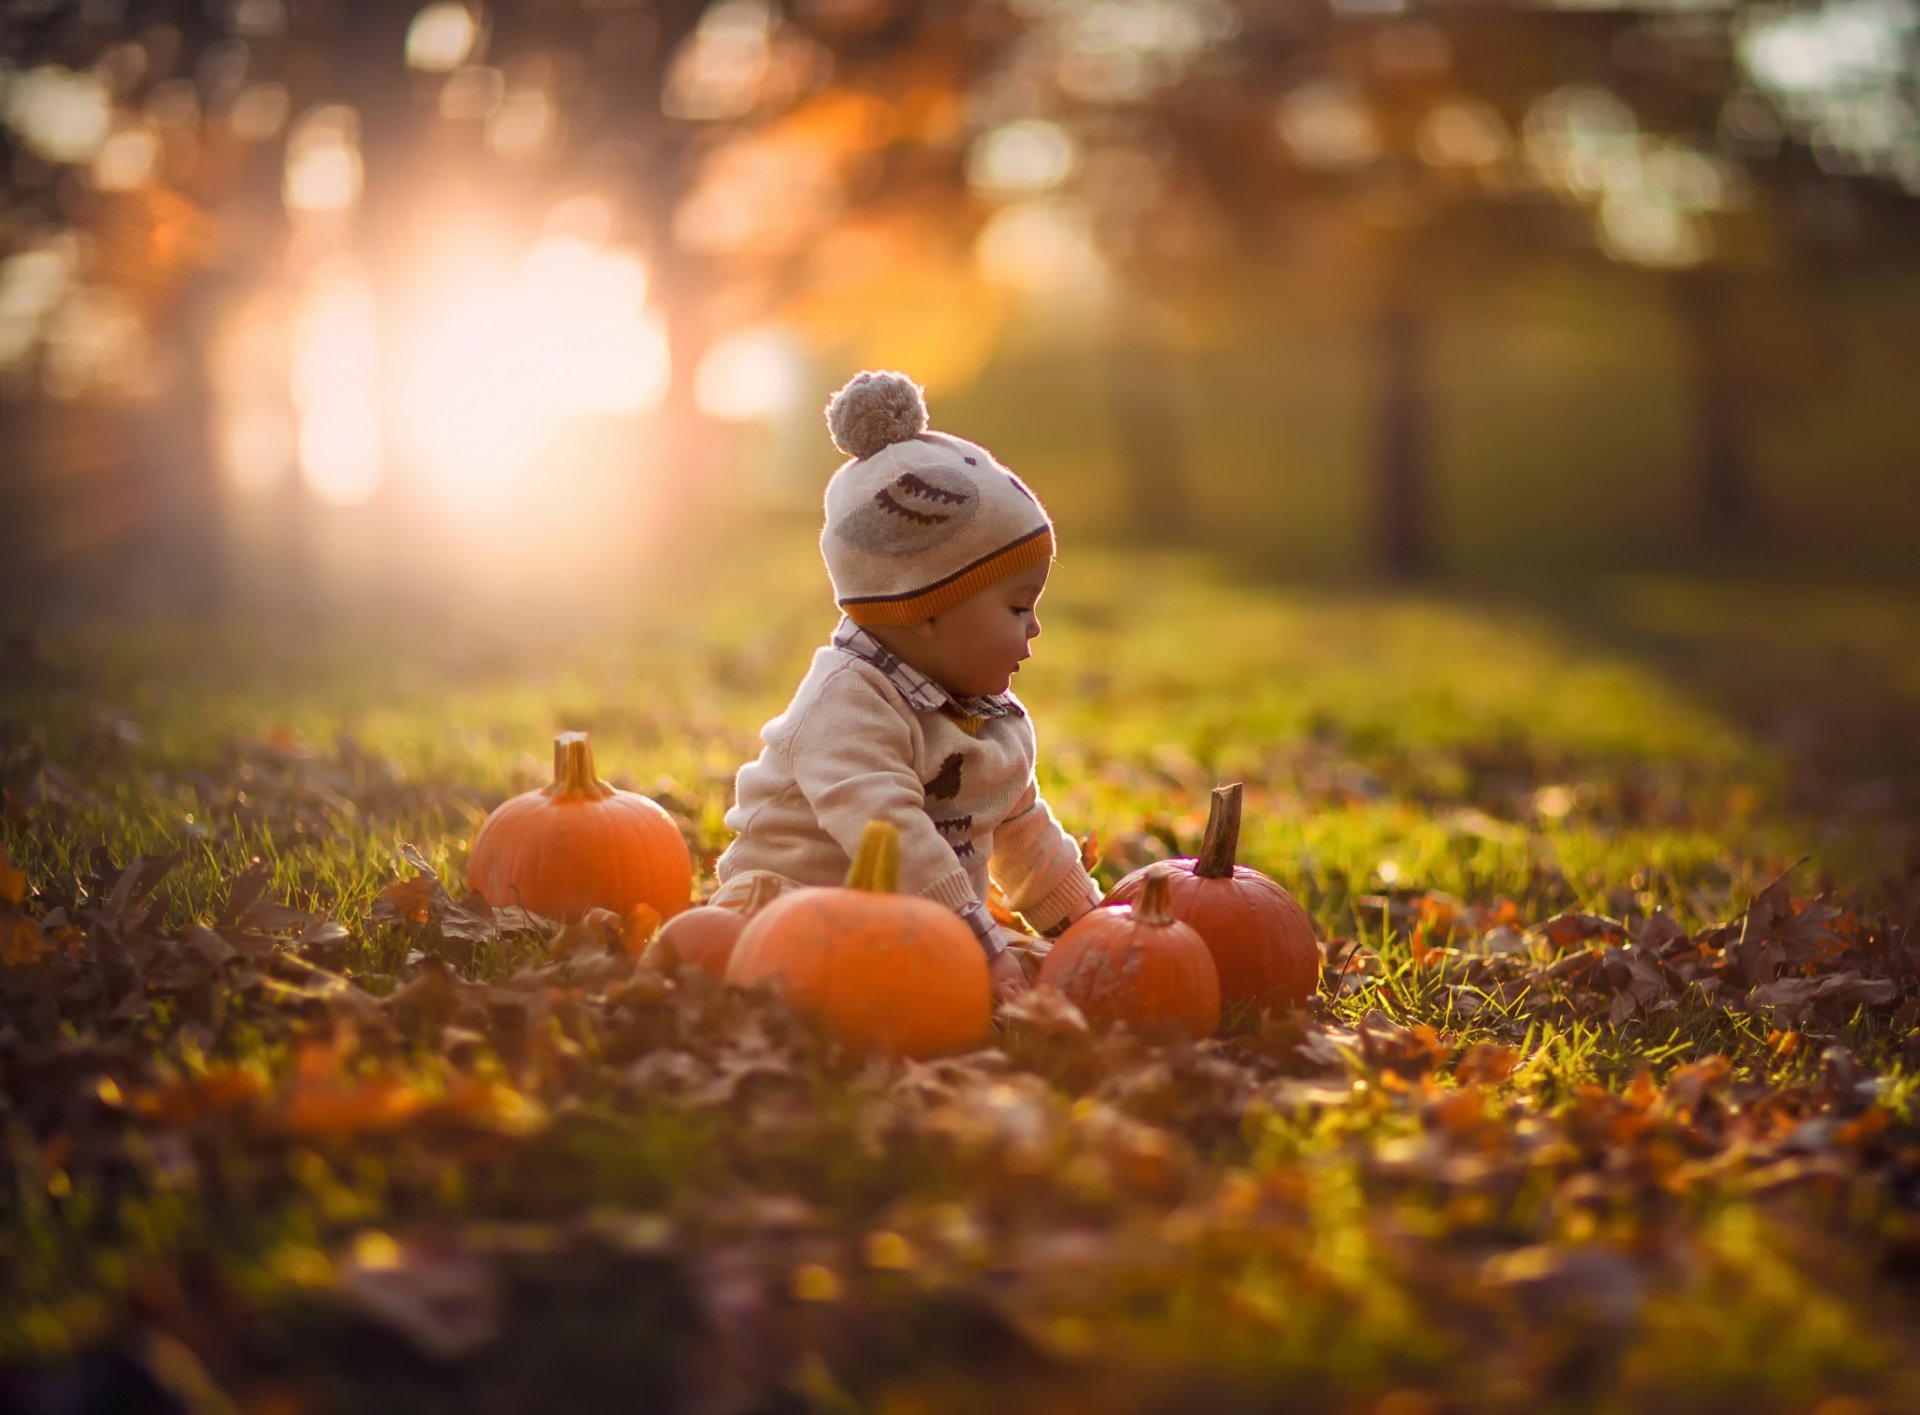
[820,371,1055,626]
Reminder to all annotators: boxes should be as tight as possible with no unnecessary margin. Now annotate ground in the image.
[3,522,1918,1414]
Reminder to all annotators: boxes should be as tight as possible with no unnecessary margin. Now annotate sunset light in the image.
[696,326,807,422]
[7,0,1920,1403]
[291,260,382,506]
[392,233,668,503]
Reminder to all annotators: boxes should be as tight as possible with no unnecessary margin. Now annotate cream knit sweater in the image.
[716,642,1100,934]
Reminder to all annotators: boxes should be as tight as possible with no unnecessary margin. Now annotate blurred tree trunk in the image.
[1372,231,1431,579]
[334,0,419,610]
[131,275,228,616]
[597,0,716,559]
[1670,267,1759,534]
[1107,295,1190,541]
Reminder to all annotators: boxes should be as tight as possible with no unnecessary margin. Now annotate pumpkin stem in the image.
[550,731,615,800]
[845,820,901,893]
[1195,782,1243,879]
[1136,864,1178,926]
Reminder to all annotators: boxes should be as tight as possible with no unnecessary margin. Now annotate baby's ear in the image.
[906,616,938,640]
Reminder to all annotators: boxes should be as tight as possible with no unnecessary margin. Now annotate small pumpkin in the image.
[1038,864,1220,1037]
[1103,783,1318,1013]
[467,731,692,924]
[644,875,783,978]
[725,820,991,1059]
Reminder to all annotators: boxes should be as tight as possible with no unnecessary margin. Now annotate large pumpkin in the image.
[467,732,692,923]
[1103,783,1318,1012]
[643,875,782,978]
[725,820,991,1059]
[1037,864,1220,1037]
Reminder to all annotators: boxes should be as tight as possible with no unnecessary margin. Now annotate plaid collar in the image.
[831,618,1024,721]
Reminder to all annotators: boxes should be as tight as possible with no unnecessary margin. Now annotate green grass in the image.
[2,523,1917,1412]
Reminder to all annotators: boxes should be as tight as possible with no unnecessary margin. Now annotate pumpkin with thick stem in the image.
[725,820,991,1058]
[1103,783,1319,1012]
[644,875,782,978]
[467,732,692,924]
[1037,864,1220,1037]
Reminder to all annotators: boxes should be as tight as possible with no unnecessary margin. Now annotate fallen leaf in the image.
[2,912,48,965]
[0,844,26,907]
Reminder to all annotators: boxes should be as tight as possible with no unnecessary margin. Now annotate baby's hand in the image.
[987,947,1029,1003]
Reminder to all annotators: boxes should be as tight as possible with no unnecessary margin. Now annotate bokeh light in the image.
[1279,80,1382,170]
[406,3,481,74]
[968,121,1082,197]
[90,121,161,191]
[4,66,114,164]
[283,106,364,216]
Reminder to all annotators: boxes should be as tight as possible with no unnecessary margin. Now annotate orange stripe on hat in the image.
[839,526,1054,626]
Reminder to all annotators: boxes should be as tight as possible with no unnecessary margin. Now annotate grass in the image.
[2,519,1918,1413]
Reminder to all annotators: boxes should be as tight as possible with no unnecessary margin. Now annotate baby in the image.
[712,370,1103,1000]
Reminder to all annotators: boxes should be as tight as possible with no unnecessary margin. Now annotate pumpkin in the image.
[466,732,692,924]
[644,875,782,978]
[724,820,991,1059]
[1037,864,1220,1037]
[1103,783,1318,1013]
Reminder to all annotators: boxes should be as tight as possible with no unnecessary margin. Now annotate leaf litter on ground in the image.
[4,609,1920,1415]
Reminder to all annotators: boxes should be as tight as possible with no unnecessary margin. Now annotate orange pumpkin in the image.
[467,732,692,923]
[644,875,782,978]
[1103,783,1318,1013]
[1038,864,1219,1037]
[725,820,991,1059]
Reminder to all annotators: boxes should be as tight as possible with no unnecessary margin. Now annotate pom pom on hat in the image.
[825,370,928,460]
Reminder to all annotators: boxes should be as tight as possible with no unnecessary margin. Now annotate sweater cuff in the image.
[1019,870,1103,938]
[919,869,982,916]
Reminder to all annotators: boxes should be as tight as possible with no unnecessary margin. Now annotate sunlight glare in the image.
[212,290,295,495]
[696,326,807,422]
[395,234,669,503]
[292,261,383,505]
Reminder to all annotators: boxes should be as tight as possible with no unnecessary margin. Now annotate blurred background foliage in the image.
[1,0,1918,627]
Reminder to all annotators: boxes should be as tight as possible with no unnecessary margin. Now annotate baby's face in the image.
[908,564,1049,699]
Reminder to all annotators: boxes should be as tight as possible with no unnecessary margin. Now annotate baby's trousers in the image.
[707,869,801,910]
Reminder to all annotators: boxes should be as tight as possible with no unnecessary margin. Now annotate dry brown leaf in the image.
[620,903,663,956]
[376,875,436,927]
[0,844,26,908]
[1,912,48,965]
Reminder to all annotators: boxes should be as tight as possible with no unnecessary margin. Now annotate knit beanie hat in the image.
[820,371,1055,626]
